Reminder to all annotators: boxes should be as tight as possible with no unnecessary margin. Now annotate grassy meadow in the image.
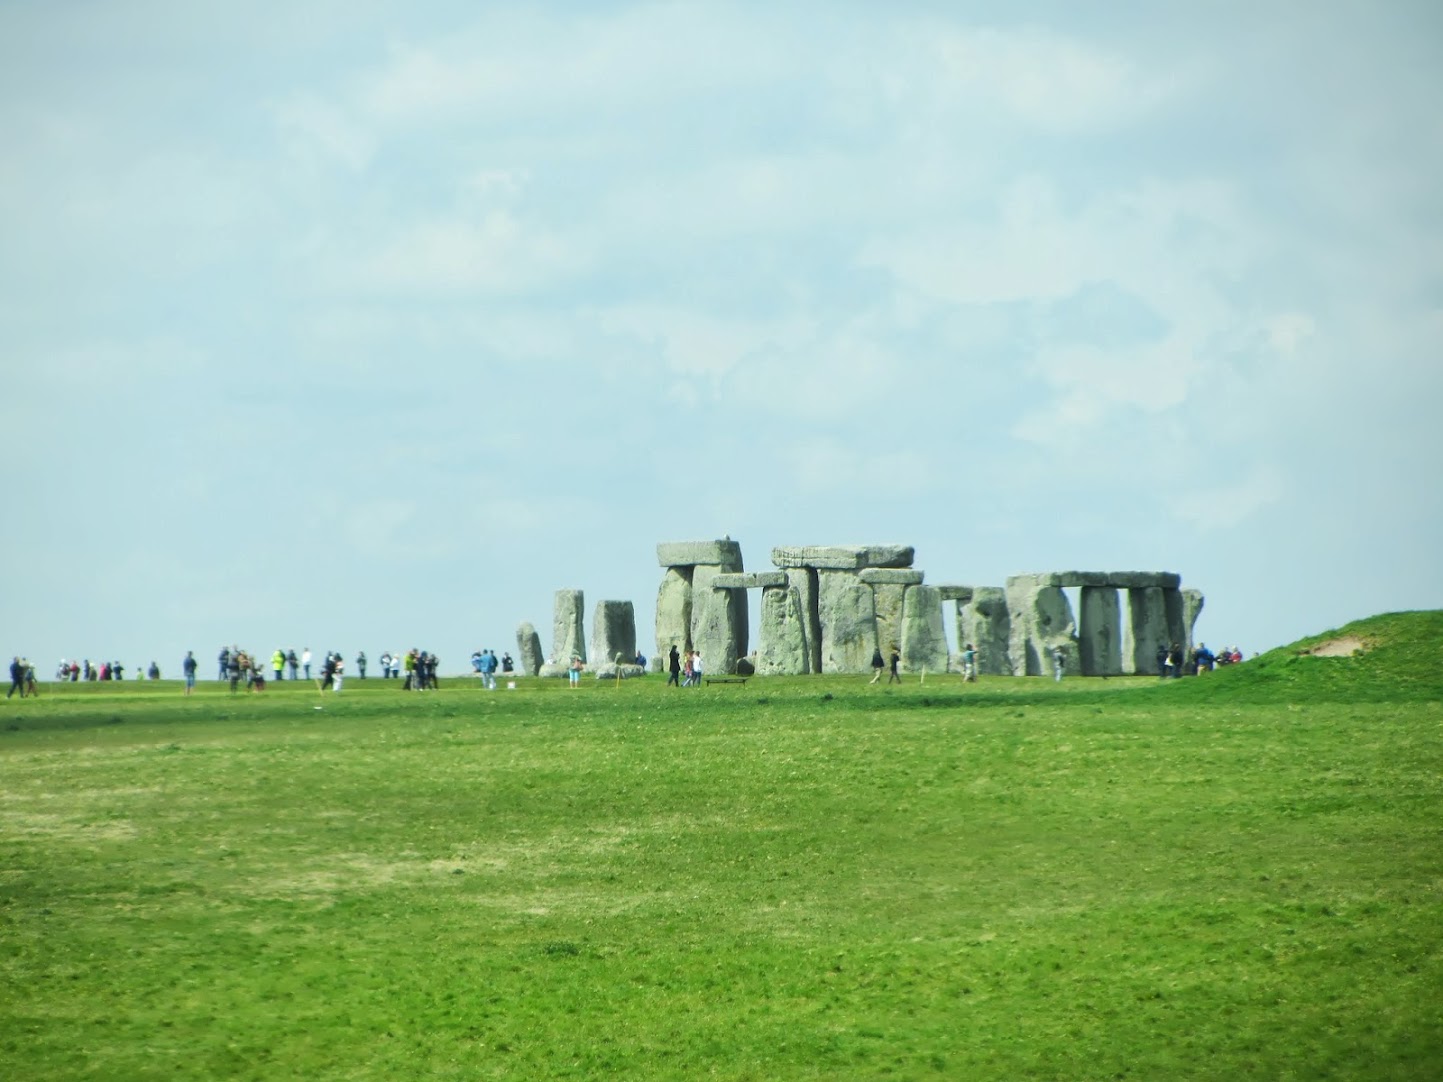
[3,612,1441,1080]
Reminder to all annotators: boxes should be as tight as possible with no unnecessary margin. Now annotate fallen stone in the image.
[593,663,646,680]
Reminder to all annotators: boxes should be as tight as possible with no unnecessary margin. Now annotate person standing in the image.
[887,645,901,684]
[217,647,229,682]
[7,656,25,699]
[869,647,885,684]
[332,655,344,693]
[272,649,286,683]
[287,649,299,680]
[1052,645,1066,682]
[667,645,681,687]
[302,647,313,680]
[961,643,977,683]
[692,650,703,686]
[357,651,367,679]
[182,651,197,696]
[568,655,583,688]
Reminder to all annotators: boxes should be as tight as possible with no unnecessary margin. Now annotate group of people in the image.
[469,649,514,689]
[665,646,705,686]
[51,659,162,682]
[1156,642,1243,677]
[869,645,903,684]
[7,657,38,698]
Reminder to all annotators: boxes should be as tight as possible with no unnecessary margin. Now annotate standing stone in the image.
[900,584,948,675]
[1006,576,1077,676]
[592,600,637,671]
[655,567,693,660]
[1078,587,1122,676]
[870,582,907,666]
[787,568,823,674]
[693,565,747,675]
[1163,588,1186,661]
[552,589,586,665]
[1124,586,1168,675]
[515,622,544,677]
[818,571,878,673]
[1182,589,1205,654]
[756,584,811,675]
[961,587,1011,676]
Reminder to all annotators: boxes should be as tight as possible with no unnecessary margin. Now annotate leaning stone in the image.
[900,584,949,674]
[770,544,914,570]
[756,584,811,675]
[656,540,743,569]
[858,568,924,586]
[1182,589,1205,653]
[936,585,975,602]
[818,572,878,673]
[515,622,544,677]
[654,567,693,660]
[1078,587,1122,676]
[961,586,1011,675]
[591,600,637,672]
[712,571,787,589]
[552,589,586,664]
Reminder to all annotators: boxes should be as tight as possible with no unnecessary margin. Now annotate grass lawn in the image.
[3,612,1441,1080]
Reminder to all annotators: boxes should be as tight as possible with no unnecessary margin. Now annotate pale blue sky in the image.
[3,2,1440,674]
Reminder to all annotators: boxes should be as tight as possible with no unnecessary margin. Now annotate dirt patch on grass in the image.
[1303,635,1369,657]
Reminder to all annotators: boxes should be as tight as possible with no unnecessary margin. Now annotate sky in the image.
[3,2,1441,676]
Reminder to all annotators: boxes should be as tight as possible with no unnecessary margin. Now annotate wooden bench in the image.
[704,677,748,685]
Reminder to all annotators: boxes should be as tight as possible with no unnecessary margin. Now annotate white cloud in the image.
[1169,466,1285,530]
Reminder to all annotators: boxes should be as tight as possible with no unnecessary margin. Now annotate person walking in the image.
[869,647,885,684]
[1052,645,1066,682]
[182,651,197,696]
[961,643,977,682]
[887,645,901,684]
[7,656,25,699]
[667,645,681,687]
[332,655,344,693]
[692,650,703,686]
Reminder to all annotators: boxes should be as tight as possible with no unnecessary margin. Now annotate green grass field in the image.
[3,612,1441,1080]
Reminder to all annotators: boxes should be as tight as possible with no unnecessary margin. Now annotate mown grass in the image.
[2,612,1441,1080]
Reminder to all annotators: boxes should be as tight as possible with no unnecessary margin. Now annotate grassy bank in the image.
[3,613,1441,1079]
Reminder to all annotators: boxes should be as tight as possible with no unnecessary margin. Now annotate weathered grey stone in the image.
[1123,586,1169,674]
[593,663,646,680]
[591,600,637,670]
[1163,588,1186,660]
[960,586,1011,675]
[770,544,915,570]
[900,585,949,674]
[692,563,747,675]
[1182,589,1205,653]
[1078,587,1122,676]
[1020,571,1182,590]
[654,567,693,660]
[817,571,878,673]
[937,585,975,603]
[712,571,787,589]
[858,568,924,586]
[1005,576,1077,676]
[870,581,907,665]
[515,622,544,677]
[538,661,569,679]
[656,540,743,569]
[1114,571,1181,590]
[552,589,586,664]
[756,584,811,675]
[787,568,822,674]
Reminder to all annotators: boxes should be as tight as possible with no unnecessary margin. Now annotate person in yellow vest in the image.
[272,649,286,682]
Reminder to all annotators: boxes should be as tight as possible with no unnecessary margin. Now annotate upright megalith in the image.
[861,569,923,662]
[1164,588,1186,659]
[1124,586,1168,674]
[515,622,544,677]
[552,589,586,665]
[818,572,878,673]
[696,568,747,675]
[961,587,1012,675]
[1182,589,1205,653]
[592,600,637,672]
[1078,587,1122,676]
[787,568,823,674]
[1006,575,1077,676]
[654,567,693,659]
[756,584,811,675]
[900,584,948,674]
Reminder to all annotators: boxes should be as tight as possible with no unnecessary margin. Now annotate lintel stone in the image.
[858,568,924,586]
[936,585,975,602]
[712,571,787,589]
[656,540,743,569]
[770,544,914,570]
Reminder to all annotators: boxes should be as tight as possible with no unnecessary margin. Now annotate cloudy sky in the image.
[3,2,1440,675]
